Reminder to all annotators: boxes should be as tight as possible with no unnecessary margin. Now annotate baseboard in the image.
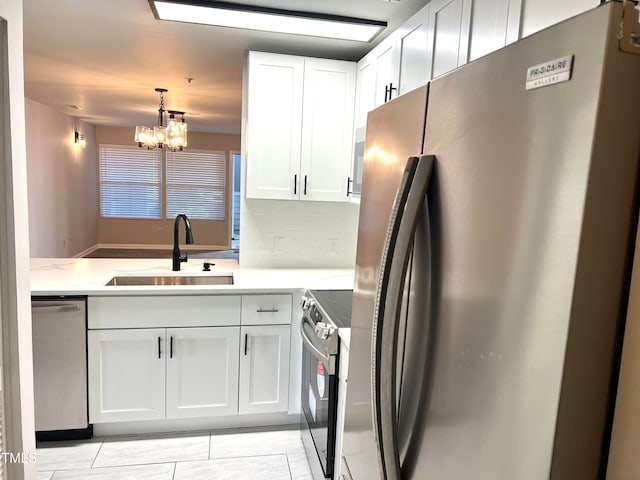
[73,244,99,258]
[92,413,301,436]
[93,243,231,251]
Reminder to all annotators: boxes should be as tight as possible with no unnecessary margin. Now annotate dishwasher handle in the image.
[32,304,81,313]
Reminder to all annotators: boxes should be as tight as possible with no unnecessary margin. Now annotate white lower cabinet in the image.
[88,294,293,426]
[166,327,240,419]
[89,327,241,423]
[239,325,291,415]
[88,328,166,423]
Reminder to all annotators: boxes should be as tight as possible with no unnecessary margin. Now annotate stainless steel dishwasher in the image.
[32,297,90,438]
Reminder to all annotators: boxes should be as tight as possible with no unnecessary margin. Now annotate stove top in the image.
[308,289,353,329]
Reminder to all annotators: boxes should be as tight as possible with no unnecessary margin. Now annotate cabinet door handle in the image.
[304,175,308,195]
[256,308,279,313]
[347,177,353,197]
[294,174,297,195]
[244,333,249,356]
[385,83,397,102]
[170,336,174,359]
[158,336,162,359]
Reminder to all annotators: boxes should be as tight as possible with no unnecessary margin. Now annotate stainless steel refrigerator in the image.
[341,2,640,479]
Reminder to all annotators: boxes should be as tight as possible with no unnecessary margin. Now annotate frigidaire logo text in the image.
[529,59,569,78]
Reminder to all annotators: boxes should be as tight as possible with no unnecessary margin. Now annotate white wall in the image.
[25,99,98,257]
[521,0,599,37]
[0,0,37,478]
[239,198,359,268]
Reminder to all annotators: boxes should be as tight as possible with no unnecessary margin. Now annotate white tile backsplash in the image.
[239,199,359,268]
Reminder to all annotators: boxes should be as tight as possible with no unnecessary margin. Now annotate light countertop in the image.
[30,257,355,296]
[338,327,351,350]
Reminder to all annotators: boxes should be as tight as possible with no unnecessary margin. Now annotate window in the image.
[231,152,241,241]
[99,146,227,221]
[166,149,226,220]
[99,145,162,219]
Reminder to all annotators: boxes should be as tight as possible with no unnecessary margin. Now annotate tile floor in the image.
[36,428,313,480]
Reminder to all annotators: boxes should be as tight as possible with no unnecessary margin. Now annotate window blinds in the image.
[166,149,226,220]
[99,145,162,219]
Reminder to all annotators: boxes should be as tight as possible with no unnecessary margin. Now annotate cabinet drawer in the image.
[88,295,241,329]
[241,295,292,325]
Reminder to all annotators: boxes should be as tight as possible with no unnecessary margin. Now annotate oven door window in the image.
[306,358,329,423]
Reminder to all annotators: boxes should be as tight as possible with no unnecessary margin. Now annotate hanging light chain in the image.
[157,88,166,127]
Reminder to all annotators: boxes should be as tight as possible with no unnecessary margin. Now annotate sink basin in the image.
[105,274,234,286]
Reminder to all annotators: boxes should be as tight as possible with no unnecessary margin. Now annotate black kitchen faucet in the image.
[172,213,194,271]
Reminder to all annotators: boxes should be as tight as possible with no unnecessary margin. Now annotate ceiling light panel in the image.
[150,0,387,42]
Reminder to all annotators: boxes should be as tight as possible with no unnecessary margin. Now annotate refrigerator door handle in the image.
[371,155,434,480]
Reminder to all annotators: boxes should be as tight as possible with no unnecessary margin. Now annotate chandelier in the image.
[134,87,188,151]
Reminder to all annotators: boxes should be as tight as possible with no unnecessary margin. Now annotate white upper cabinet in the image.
[301,58,356,202]
[353,0,524,123]
[468,0,523,62]
[372,36,399,108]
[520,0,592,38]
[355,33,399,124]
[427,0,473,79]
[352,0,524,198]
[245,51,355,202]
[354,56,376,132]
[397,5,431,96]
[246,52,304,201]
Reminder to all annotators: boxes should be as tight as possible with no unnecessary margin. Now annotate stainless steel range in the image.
[300,289,352,479]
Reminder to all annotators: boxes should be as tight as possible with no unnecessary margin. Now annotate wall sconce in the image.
[74,130,86,148]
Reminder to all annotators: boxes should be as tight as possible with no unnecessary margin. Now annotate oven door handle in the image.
[300,316,332,367]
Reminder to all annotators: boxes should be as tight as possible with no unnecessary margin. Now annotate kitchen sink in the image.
[105,274,234,286]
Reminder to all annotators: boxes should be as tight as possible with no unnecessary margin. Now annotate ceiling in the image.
[23,0,430,135]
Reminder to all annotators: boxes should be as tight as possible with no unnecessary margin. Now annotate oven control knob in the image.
[315,322,336,340]
[301,295,314,310]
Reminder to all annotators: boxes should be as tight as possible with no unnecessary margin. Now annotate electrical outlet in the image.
[328,237,339,254]
[273,236,285,254]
